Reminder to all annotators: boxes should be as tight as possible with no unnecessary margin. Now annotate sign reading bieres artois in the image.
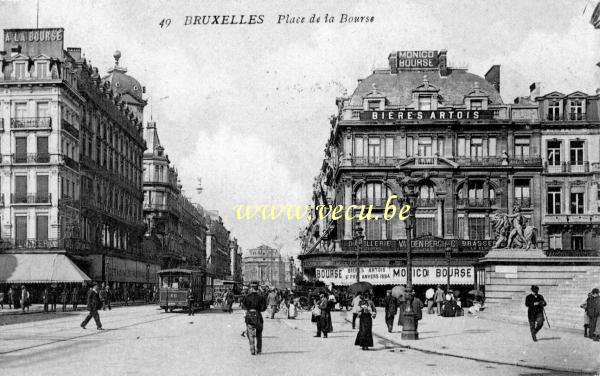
[361,110,495,121]
[315,266,474,286]
[4,28,65,59]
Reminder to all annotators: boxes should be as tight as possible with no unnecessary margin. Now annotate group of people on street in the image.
[424,285,465,317]
[582,288,600,341]
[311,292,334,338]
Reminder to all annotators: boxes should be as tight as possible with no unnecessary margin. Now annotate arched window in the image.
[355,182,393,206]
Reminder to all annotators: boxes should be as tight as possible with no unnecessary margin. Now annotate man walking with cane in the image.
[525,285,547,342]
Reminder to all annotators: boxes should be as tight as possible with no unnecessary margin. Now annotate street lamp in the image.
[400,176,419,340]
[445,246,452,292]
[353,221,364,282]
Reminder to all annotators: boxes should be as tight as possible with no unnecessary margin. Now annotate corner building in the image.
[300,50,549,296]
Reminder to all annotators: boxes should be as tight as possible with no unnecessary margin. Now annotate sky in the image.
[1,0,599,257]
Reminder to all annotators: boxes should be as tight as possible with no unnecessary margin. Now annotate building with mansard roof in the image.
[299,50,600,305]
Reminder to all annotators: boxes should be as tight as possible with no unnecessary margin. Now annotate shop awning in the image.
[0,253,91,284]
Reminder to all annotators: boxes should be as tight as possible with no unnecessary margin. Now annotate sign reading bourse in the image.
[315,266,474,286]
[360,110,495,121]
[3,28,65,59]
[397,50,438,69]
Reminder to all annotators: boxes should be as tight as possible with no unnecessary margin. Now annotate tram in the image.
[157,269,213,313]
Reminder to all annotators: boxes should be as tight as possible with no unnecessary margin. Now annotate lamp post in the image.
[353,221,364,283]
[400,176,419,340]
[445,246,452,292]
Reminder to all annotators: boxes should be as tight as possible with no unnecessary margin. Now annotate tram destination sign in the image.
[361,110,495,121]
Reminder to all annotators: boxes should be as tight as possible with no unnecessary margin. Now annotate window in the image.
[385,137,394,158]
[570,140,584,165]
[14,62,27,79]
[355,183,391,206]
[15,103,27,118]
[37,137,49,163]
[547,141,561,166]
[37,175,48,202]
[37,62,49,79]
[36,215,48,241]
[367,101,380,111]
[488,137,496,157]
[549,234,562,249]
[458,217,465,238]
[368,138,381,163]
[514,179,530,207]
[418,96,431,110]
[417,137,432,157]
[569,100,583,120]
[354,136,365,158]
[15,175,27,202]
[15,216,27,244]
[547,187,561,214]
[468,181,484,199]
[437,137,445,156]
[571,235,584,250]
[514,137,530,158]
[470,100,483,110]
[570,191,584,214]
[366,219,383,240]
[457,137,466,157]
[470,138,483,159]
[154,165,159,181]
[415,217,435,237]
[420,185,435,199]
[468,217,486,240]
[15,137,27,163]
[547,100,560,121]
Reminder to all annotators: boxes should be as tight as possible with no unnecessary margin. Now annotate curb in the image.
[342,318,598,375]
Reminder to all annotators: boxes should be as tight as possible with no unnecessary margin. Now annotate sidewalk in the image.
[280,309,600,374]
[0,301,154,316]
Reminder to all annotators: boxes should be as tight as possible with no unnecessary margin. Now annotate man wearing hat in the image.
[383,290,397,333]
[81,283,103,330]
[587,288,600,341]
[242,281,267,355]
[525,285,547,341]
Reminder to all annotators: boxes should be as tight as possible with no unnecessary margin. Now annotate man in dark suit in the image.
[81,283,104,330]
[525,285,546,341]
[383,290,397,333]
[242,281,267,355]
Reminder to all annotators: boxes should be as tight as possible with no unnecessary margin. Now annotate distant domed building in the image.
[102,50,147,122]
[243,245,292,289]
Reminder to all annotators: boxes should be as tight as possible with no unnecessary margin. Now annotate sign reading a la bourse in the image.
[4,28,65,59]
[360,110,495,122]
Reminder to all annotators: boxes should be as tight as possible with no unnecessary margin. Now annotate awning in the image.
[0,253,91,284]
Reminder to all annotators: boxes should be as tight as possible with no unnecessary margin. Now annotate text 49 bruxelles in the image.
[234,195,410,222]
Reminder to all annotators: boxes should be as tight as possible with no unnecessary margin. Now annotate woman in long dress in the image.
[354,292,376,350]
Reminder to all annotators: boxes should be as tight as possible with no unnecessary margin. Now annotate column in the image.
[444,178,455,237]
[343,178,353,240]
[484,212,491,239]
[464,212,470,239]
[507,178,514,212]
[591,182,599,214]
[436,198,444,237]
[565,182,571,214]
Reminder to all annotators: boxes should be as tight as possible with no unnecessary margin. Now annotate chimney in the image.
[438,50,448,76]
[529,82,541,100]
[484,65,501,93]
[388,52,398,74]
[67,47,82,61]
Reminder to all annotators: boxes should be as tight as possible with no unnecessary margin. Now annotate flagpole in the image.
[36,0,40,28]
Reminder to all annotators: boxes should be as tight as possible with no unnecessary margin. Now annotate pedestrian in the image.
[20,285,30,313]
[224,289,234,313]
[71,287,79,311]
[315,293,330,338]
[104,286,112,311]
[123,287,129,306]
[425,287,435,314]
[581,292,592,337]
[587,288,600,342]
[50,287,57,312]
[410,289,424,330]
[42,287,50,312]
[383,290,397,333]
[351,292,362,329]
[81,283,104,330]
[60,288,69,312]
[187,287,195,316]
[311,298,321,335]
[8,287,15,309]
[0,290,4,309]
[287,295,298,319]
[99,284,108,310]
[525,285,547,342]
[397,286,407,326]
[242,281,267,355]
[326,293,335,333]
[355,292,376,350]
[267,289,278,319]
[434,285,445,315]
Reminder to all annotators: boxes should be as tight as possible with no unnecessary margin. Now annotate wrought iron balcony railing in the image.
[12,153,51,164]
[61,119,80,138]
[456,197,495,207]
[11,117,52,129]
[513,197,531,208]
[351,157,399,166]
[11,193,52,204]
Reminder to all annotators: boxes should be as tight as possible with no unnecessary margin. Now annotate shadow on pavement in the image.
[259,351,309,355]
[536,337,561,341]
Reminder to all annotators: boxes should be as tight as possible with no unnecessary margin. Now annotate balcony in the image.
[510,155,542,166]
[11,193,52,204]
[62,155,79,170]
[456,156,504,166]
[144,203,169,211]
[12,153,51,164]
[544,161,591,173]
[61,119,80,138]
[11,117,52,129]
[416,198,437,207]
[352,157,399,166]
[543,214,568,224]
[456,197,495,207]
[513,197,531,208]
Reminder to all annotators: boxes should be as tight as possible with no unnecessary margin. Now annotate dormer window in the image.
[470,100,483,110]
[569,99,584,120]
[37,62,48,79]
[367,101,380,110]
[418,95,432,110]
[547,100,560,121]
[14,62,27,79]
